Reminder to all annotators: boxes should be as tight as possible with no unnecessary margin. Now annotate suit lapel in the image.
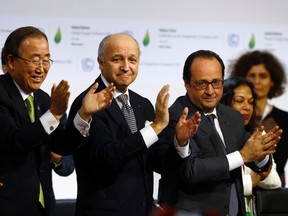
[95,76,132,134]
[129,91,146,132]
[181,95,226,155]
[34,91,45,119]
[217,105,235,153]
[199,113,227,155]
[3,74,30,122]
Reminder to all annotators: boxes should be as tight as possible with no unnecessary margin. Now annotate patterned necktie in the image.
[117,94,137,134]
[25,95,45,208]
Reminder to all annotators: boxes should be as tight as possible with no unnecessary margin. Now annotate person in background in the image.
[66,33,199,216]
[157,50,282,216]
[230,50,288,187]
[221,77,281,216]
[0,26,115,216]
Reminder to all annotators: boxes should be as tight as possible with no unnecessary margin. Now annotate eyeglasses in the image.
[14,55,53,69]
[191,79,223,90]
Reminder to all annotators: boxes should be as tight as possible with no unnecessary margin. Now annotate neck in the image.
[256,97,268,116]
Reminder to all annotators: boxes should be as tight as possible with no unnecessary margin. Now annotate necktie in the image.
[25,95,35,123]
[206,114,226,150]
[117,94,137,134]
[206,114,238,215]
[25,95,45,208]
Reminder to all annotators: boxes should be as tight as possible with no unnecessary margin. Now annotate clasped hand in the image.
[240,126,282,163]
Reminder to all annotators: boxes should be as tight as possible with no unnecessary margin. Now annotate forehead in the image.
[248,64,269,74]
[191,57,222,79]
[105,35,139,56]
[234,84,253,96]
[19,36,49,55]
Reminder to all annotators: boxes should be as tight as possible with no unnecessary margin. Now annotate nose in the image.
[120,60,129,71]
[250,76,260,84]
[204,83,214,94]
[242,103,251,111]
[35,64,45,72]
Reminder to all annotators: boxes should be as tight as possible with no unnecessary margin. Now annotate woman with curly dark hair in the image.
[230,50,288,187]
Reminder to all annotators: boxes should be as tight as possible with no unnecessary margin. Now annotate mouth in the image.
[203,97,216,102]
[31,75,43,83]
[254,88,262,92]
[242,114,251,120]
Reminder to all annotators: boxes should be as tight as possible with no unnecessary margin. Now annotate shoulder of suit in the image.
[129,89,148,101]
[217,103,242,117]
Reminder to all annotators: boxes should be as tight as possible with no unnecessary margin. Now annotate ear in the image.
[184,79,189,90]
[97,56,104,71]
[7,54,15,69]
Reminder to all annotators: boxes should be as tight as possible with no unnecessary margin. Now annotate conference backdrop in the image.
[1,15,288,199]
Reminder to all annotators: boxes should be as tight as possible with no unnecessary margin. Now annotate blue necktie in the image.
[206,114,238,215]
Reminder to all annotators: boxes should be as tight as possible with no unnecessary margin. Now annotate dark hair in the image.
[2,26,48,63]
[183,50,225,83]
[221,77,258,133]
[1,47,7,66]
[229,50,286,98]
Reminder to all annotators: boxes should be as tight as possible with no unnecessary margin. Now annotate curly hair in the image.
[229,50,286,99]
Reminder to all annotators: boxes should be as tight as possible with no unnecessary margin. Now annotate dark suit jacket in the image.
[158,94,270,216]
[0,74,79,216]
[51,154,75,216]
[67,75,170,216]
[264,107,288,177]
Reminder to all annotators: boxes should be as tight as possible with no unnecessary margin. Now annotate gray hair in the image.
[98,33,140,61]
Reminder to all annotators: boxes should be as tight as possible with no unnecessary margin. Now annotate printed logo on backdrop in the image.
[227,33,240,48]
[54,27,62,44]
[143,30,150,46]
[249,33,256,49]
[81,58,95,72]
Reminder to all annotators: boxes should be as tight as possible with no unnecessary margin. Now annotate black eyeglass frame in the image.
[191,79,224,90]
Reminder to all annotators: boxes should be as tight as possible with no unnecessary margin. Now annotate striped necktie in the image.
[117,94,137,134]
[25,95,45,208]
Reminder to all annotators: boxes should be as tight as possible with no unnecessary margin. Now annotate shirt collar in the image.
[100,74,130,100]
[13,80,34,101]
[203,109,218,118]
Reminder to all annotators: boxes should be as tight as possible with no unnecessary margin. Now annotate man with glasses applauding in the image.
[157,50,282,216]
[0,26,115,216]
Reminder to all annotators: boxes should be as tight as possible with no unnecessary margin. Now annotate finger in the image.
[193,111,201,122]
[157,84,169,104]
[263,138,278,151]
[269,126,280,134]
[180,107,189,122]
[88,82,99,94]
[163,93,170,108]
